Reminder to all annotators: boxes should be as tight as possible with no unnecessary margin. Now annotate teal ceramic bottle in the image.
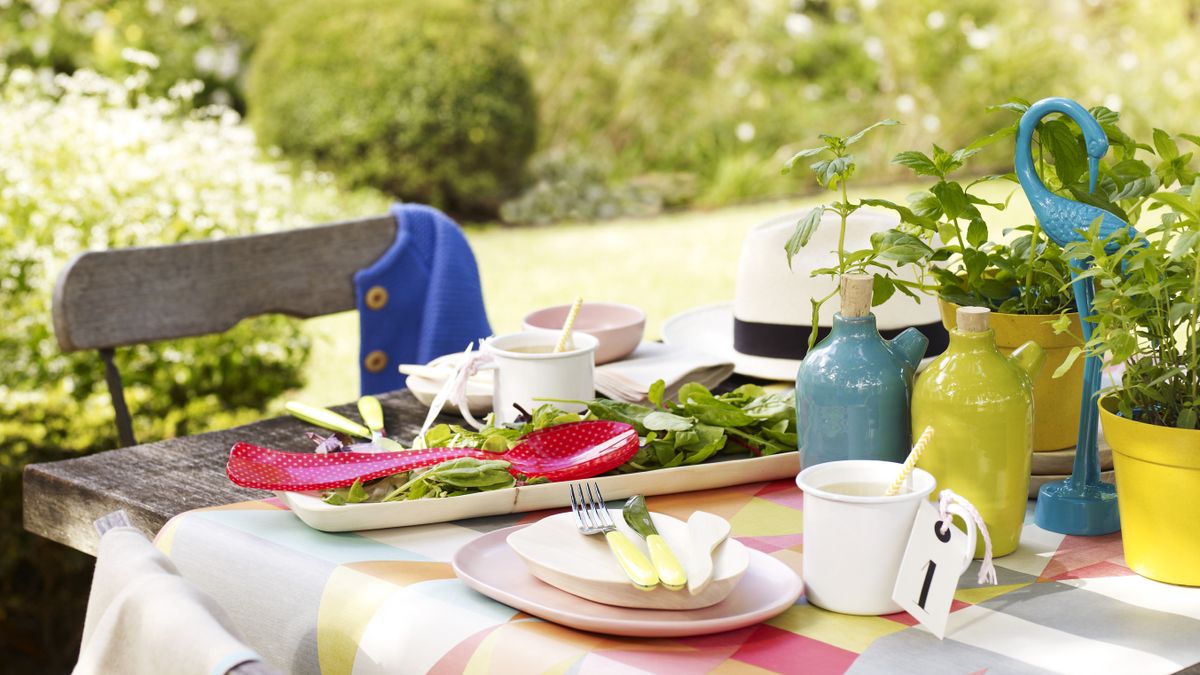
[796,275,929,467]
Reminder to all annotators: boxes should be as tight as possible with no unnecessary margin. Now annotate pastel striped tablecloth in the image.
[156,479,1200,674]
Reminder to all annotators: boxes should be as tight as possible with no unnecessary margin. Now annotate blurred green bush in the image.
[0,66,386,669]
[245,0,537,217]
[0,0,256,108]
[7,0,1200,222]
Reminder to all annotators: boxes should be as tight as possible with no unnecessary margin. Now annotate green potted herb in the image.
[1060,147,1200,586]
[785,106,1088,452]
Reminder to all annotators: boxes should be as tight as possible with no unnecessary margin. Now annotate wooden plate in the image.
[507,510,749,610]
[453,524,803,637]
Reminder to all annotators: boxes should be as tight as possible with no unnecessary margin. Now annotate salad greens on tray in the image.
[320,380,796,506]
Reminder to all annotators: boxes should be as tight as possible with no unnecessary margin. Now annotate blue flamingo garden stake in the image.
[1015,97,1130,535]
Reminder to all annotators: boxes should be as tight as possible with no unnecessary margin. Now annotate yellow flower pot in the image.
[940,300,1084,452]
[1099,396,1200,586]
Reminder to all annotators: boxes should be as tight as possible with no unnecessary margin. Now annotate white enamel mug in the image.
[459,331,598,427]
[796,460,976,615]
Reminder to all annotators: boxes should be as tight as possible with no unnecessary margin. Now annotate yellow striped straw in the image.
[884,426,934,496]
[554,296,584,353]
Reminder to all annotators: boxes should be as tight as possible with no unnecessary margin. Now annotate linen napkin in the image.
[595,342,735,403]
[75,527,267,675]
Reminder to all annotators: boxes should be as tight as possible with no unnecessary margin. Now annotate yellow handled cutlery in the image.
[569,482,658,591]
[623,494,687,590]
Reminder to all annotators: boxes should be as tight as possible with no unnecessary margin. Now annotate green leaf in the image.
[812,155,855,188]
[1089,106,1120,126]
[1053,346,1084,378]
[844,119,900,146]
[346,479,369,503]
[683,398,756,428]
[891,150,940,177]
[1170,230,1199,260]
[859,198,935,230]
[930,144,962,176]
[966,219,988,248]
[962,248,988,282]
[1067,187,1130,223]
[740,392,794,420]
[936,222,958,246]
[871,230,934,263]
[682,424,727,465]
[1050,313,1074,334]
[931,180,968,220]
[643,411,695,432]
[987,98,1031,114]
[1181,133,1200,148]
[1178,408,1198,430]
[585,400,652,432]
[951,147,982,165]
[1041,119,1087,186]
[785,205,825,268]
[1153,128,1179,160]
[965,124,1017,151]
[872,273,896,305]
[907,191,942,219]
[677,382,713,404]
[782,146,827,173]
[647,379,666,408]
[1151,192,1199,219]
[1169,300,1194,323]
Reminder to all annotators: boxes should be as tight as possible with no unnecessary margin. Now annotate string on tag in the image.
[453,348,494,407]
[936,489,998,585]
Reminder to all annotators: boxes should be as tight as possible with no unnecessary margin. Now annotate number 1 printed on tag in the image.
[891,500,973,639]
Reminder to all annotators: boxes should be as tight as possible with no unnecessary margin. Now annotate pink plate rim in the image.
[451,523,804,638]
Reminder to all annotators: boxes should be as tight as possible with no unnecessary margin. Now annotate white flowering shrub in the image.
[0,66,374,451]
[0,67,386,666]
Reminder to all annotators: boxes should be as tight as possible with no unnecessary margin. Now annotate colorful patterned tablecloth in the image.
[156,479,1200,674]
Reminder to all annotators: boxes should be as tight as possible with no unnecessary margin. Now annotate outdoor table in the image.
[23,389,1200,674]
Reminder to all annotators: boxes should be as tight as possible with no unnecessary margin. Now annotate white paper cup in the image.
[461,331,598,426]
[796,460,936,615]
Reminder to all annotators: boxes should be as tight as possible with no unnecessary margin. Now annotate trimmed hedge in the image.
[246,0,538,216]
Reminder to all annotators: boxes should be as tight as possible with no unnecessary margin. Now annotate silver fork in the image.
[569,482,659,591]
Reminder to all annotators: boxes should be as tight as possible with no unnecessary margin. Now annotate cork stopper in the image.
[839,274,873,318]
[957,306,990,333]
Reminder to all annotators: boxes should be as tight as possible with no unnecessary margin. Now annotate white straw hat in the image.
[662,208,947,380]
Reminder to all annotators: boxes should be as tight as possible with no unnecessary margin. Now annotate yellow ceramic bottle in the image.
[912,307,1044,558]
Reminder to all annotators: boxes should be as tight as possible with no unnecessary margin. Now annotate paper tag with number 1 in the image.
[891,499,977,639]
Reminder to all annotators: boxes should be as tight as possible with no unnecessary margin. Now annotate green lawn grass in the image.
[296,182,1032,405]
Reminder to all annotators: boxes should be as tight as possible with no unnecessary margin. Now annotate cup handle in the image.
[943,503,978,573]
[457,363,497,430]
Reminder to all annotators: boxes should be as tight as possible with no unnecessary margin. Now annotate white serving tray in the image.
[278,452,800,532]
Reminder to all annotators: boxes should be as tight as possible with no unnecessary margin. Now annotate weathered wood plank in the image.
[52,215,396,352]
[23,389,442,554]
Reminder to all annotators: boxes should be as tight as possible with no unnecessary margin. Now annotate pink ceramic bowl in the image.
[523,302,645,365]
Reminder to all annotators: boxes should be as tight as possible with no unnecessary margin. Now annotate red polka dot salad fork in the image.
[227,420,639,492]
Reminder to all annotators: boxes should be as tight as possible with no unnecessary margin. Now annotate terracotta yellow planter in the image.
[1099,396,1200,586]
[939,300,1084,452]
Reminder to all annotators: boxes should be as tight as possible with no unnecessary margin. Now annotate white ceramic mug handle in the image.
[457,362,497,430]
[943,503,978,573]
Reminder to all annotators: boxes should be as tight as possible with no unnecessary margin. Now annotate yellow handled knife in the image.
[622,495,687,590]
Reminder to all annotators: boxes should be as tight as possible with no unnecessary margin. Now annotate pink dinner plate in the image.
[452,524,804,637]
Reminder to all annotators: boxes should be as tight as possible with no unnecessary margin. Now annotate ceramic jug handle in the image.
[943,503,978,573]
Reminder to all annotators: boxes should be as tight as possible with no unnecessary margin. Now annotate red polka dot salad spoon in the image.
[227,420,639,492]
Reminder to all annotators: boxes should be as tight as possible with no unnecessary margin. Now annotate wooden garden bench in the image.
[24,214,452,553]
